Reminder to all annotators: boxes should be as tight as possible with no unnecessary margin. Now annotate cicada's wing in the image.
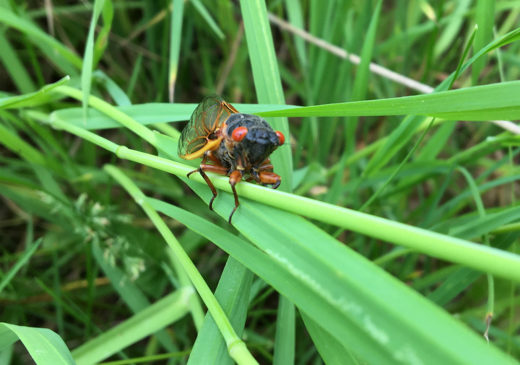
[178,96,238,160]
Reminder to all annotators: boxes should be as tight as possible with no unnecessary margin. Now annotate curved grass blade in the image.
[0,323,74,365]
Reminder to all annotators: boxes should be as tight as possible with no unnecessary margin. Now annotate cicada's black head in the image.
[216,114,284,171]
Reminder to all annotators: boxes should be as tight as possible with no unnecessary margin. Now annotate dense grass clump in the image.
[1,1,520,364]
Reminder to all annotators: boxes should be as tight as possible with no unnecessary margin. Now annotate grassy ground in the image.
[1,1,520,364]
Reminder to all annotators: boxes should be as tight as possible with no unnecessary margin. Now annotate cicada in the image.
[178,96,285,223]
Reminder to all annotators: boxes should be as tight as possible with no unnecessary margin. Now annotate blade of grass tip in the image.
[82,0,106,124]
[240,0,292,191]
[1,76,69,109]
[103,165,258,365]
[190,0,224,40]
[93,0,113,66]
[0,238,42,293]
[168,0,184,103]
[457,166,495,340]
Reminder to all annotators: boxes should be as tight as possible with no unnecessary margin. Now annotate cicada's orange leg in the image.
[252,158,280,188]
[258,171,281,189]
[187,152,228,210]
[228,169,243,223]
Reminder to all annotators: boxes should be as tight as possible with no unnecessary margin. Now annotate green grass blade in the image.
[273,296,295,365]
[0,238,42,293]
[190,0,224,40]
[257,80,520,121]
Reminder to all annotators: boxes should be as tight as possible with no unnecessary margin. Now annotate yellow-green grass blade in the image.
[188,257,253,365]
[0,323,74,365]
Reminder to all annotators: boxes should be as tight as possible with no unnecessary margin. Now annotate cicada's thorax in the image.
[214,114,280,173]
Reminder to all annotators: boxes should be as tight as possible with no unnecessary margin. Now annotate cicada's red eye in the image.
[231,126,248,142]
[275,131,285,145]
